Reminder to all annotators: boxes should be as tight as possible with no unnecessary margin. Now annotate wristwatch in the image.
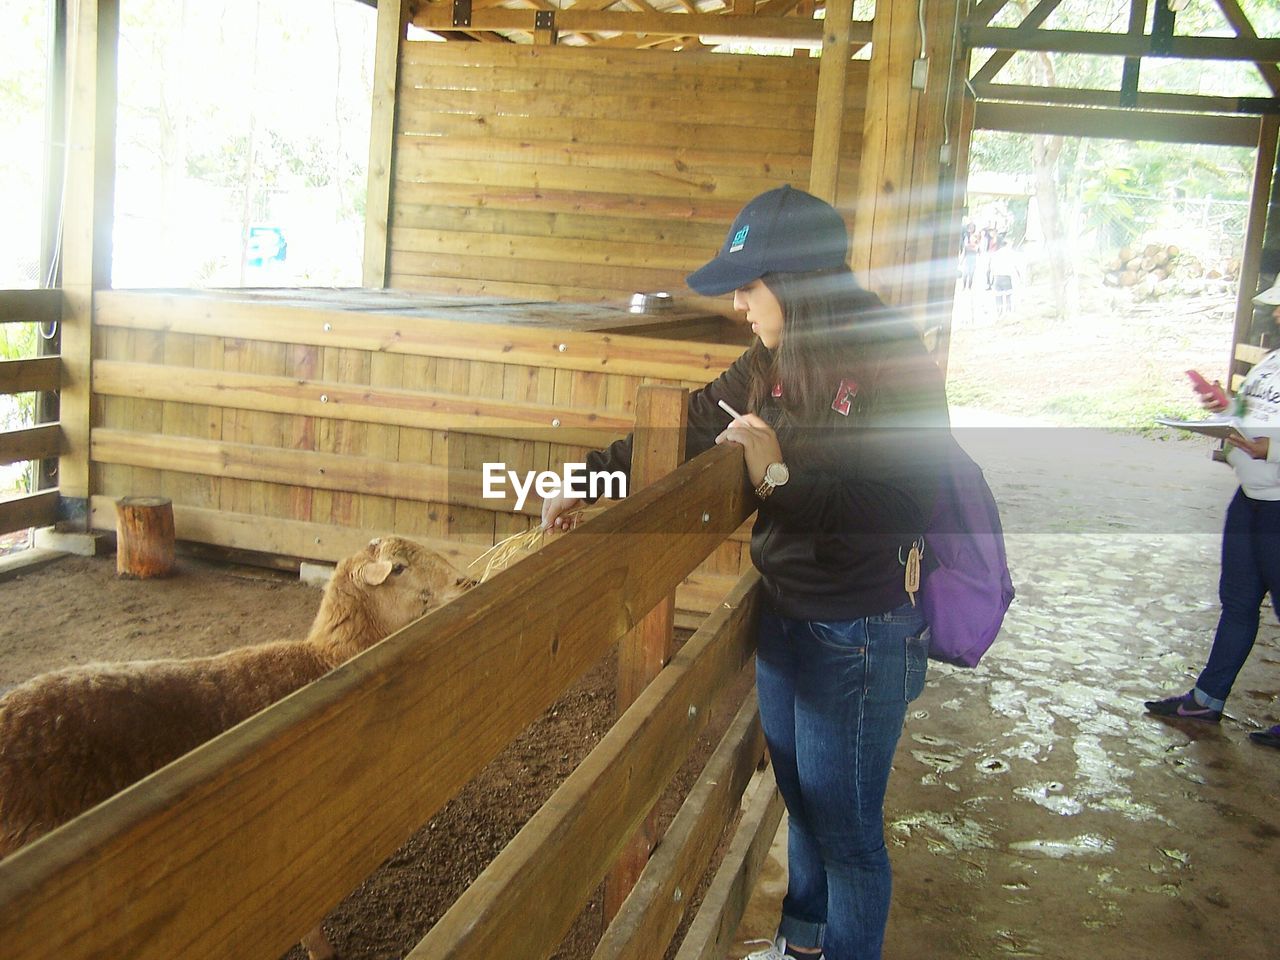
[754,461,790,501]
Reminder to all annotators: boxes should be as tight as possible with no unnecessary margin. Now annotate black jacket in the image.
[585,338,951,620]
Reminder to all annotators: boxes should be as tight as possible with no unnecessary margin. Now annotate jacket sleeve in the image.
[582,349,755,500]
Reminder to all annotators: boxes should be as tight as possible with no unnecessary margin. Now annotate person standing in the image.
[1145,278,1280,749]
[989,236,1019,317]
[959,223,980,290]
[542,186,951,958]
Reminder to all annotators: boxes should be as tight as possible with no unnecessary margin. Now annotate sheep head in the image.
[309,536,470,661]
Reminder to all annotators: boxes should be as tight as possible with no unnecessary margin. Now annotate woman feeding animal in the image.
[541,185,951,960]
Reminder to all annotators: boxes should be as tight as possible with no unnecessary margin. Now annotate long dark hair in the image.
[744,267,923,424]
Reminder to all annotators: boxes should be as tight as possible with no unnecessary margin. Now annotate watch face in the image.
[766,461,789,485]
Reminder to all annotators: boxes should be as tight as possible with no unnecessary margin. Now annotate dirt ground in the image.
[727,424,1280,960]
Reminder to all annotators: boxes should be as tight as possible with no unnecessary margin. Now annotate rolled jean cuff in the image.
[778,915,825,951]
[1194,686,1226,712]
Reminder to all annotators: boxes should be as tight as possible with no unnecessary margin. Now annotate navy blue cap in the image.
[686,185,849,296]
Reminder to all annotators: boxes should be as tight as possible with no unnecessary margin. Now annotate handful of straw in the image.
[466,508,587,583]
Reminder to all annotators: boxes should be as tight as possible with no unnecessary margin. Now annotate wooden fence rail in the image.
[0,442,757,960]
[0,288,62,537]
[0,288,61,326]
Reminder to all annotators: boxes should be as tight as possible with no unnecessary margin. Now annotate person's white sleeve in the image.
[1263,427,1280,463]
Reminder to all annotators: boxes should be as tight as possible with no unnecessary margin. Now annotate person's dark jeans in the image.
[1196,487,1280,710]
[755,604,929,960]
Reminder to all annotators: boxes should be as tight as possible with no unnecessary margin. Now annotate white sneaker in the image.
[743,936,824,960]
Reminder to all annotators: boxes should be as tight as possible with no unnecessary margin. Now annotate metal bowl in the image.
[628,291,674,314]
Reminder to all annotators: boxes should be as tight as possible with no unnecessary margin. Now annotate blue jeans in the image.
[756,604,929,960]
[1196,488,1280,710]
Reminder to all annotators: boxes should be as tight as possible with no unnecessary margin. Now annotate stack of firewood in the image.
[1102,243,1239,298]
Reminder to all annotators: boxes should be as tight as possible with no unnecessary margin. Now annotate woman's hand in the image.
[1192,378,1229,412]
[541,493,583,532]
[1198,387,1229,413]
[1226,433,1270,461]
[715,412,783,487]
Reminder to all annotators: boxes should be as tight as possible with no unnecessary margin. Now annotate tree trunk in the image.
[1018,1,1072,320]
[115,496,176,579]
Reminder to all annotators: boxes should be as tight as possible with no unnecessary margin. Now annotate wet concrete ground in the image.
[729,416,1280,959]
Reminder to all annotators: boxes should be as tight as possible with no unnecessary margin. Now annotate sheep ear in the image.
[358,559,394,586]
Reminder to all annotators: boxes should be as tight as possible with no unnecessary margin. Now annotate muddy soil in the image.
[0,552,742,960]
[728,425,1280,959]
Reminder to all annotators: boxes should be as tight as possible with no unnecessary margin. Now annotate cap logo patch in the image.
[729,224,750,253]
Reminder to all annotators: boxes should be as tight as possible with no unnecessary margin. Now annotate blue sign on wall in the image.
[247,226,287,266]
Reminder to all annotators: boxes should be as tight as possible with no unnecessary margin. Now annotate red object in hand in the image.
[1187,369,1228,408]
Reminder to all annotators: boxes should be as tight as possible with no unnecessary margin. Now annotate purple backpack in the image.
[919,439,1014,667]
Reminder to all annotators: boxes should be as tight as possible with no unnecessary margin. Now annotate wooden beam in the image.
[408,569,760,960]
[0,357,61,395]
[92,359,632,448]
[593,691,765,960]
[967,0,1012,28]
[93,291,744,382]
[972,81,1279,116]
[1120,0,1150,108]
[362,0,409,287]
[0,289,62,325]
[671,768,785,960]
[1230,115,1279,374]
[969,0,1064,86]
[1213,0,1280,96]
[851,0,921,302]
[59,0,118,518]
[607,384,688,920]
[412,8,842,42]
[967,25,1280,62]
[40,0,67,288]
[0,489,58,537]
[975,100,1261,147]
[0,424,62,467]
[83,495,742,618]
[0,444,752,960]
[808,0,853,203]
[90,428,539,515]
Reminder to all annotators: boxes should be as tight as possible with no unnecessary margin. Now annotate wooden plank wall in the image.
[388,43,869,302]
[89,291,749,599]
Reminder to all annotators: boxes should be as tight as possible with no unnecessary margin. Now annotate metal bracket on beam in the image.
[452,0,472,29]
[534,10,555,32]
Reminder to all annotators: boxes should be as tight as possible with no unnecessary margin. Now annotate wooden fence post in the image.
[605,384,688,920]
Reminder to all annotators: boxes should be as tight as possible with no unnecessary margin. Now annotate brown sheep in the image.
[0,535,469,959]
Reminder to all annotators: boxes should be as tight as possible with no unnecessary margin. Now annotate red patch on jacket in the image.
[831,378,858,416]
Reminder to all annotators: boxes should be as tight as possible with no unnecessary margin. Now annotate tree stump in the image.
[115,496,176,579]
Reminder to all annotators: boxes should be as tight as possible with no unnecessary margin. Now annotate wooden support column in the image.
[60,0,118,527]
[921,0,967,376]
[36,1,68,495]
[808,0,853,203]
[362,0,410,288]
[1230,115,1279,374]
[851,0,921,304]
[605,384,688,921]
